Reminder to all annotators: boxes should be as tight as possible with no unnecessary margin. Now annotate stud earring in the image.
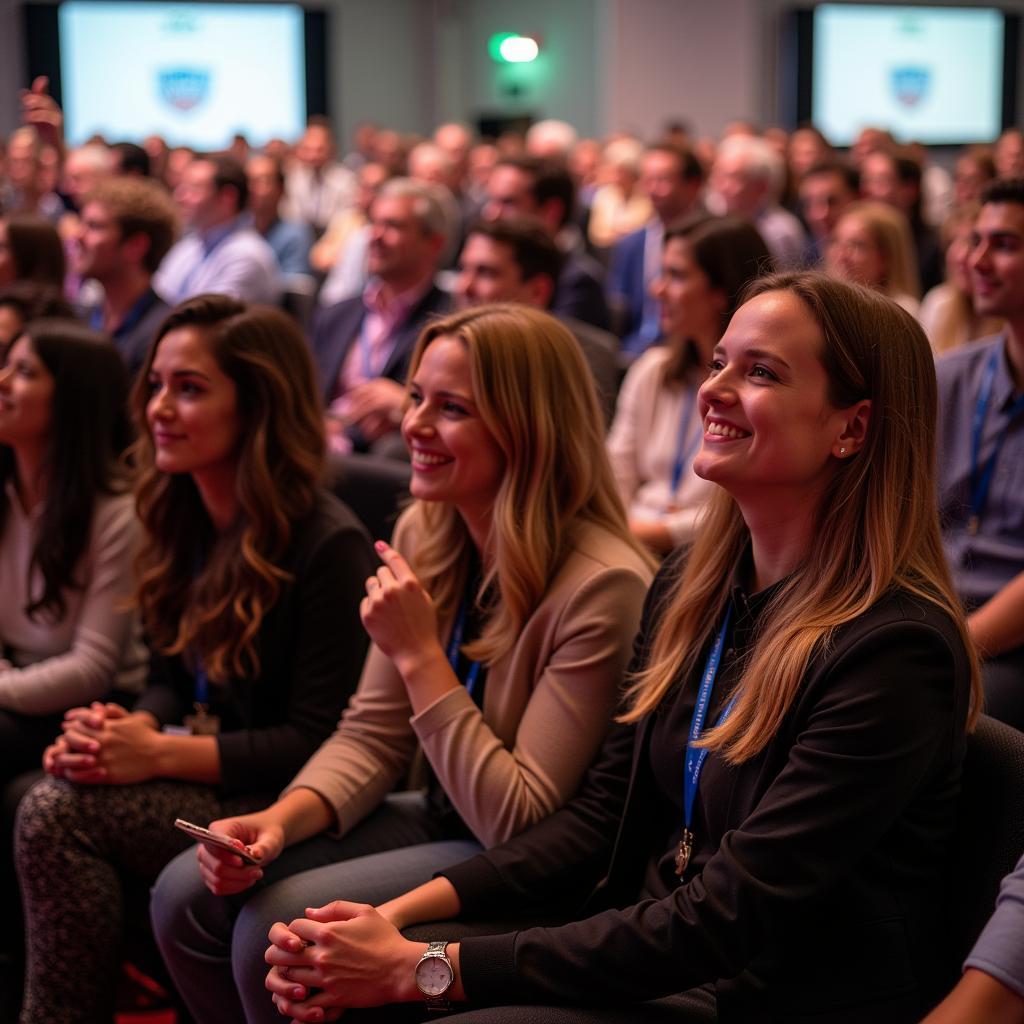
[839,447,847,456]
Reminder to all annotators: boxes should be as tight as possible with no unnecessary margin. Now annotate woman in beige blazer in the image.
[151,304,655,1024]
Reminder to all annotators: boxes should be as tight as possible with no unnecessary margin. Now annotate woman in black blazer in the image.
[261,274,980,1024]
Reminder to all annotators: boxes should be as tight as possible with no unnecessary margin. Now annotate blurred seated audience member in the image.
[227,134,250,168]
[35,145,65,225]
[826,200,921,315]
[849,125,896,169]
[787,124,832,184]
[313,162,391,302]
[937,179,1024,729]
[313,178,450,455]
[246,153,314,280]
[569,137,603,211]
[923,852,1024,1024]
[72,177,178,378]
[860,148,944,292]
[467,142,498,206]
[525,119,578,162]
[283,117,356,236]
[142,135,169,184]
[587,138,653,250]
[454,217,618,423]
[663,119,692,151]
[150,302,653,1024]
[902,141,954,227]
[0,214,65,290]
[0,319,142,982]
[61,144,113,220]
[14,296,375,1024]
[372,129,409,177]
[607,215,772,554]
[798,160,859,266]
[2,128,45,217]
[608,144,704,353]
[164,146,195,193]
[0,283,74,348]
[0,319,143,778]
[918,205,1003,355]
[994,128,1024,180]
[709,134,808,270]
[154,155,281,306]
[434,123,482,231]
[484,155,609,330]
[343,121,379,172]
[255,272,978,1024]
[953,147,996,209]
[406,143,466,265]
[109,142,151,179]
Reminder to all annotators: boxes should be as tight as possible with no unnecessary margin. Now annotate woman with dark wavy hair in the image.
[150,303,653,1024]
[14,295,375,1024]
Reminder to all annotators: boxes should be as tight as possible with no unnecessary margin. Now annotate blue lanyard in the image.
[668,385,701,506]
[969,348,1024,535]
[446,600,481,700]
[683,603,736,832]
[193,661,210,707]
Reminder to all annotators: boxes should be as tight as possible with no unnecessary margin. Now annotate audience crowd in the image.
[0,76,1023,1024]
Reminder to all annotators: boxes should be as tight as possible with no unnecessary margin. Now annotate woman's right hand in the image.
[196,812,286,896]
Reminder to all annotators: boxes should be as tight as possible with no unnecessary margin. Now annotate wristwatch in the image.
[414,940,455,1011]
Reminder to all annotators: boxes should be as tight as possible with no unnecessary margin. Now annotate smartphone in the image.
[174,818,262,865]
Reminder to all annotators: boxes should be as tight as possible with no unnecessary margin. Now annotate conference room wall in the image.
[2,0,1024,156]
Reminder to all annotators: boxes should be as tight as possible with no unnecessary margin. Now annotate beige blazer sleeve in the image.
[285,510,652,848]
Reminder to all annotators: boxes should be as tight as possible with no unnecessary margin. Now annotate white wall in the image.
[603,0,763,141]
[4,0,1024,148]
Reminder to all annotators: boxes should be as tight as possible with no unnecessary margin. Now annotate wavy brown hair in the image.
[131,295,325,683]
[621,273,981,760]
[406,304,652,665]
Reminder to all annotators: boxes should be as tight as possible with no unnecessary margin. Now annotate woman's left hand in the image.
[59,706,164,785]
[360,541,445,677]
[264,901,423,1018]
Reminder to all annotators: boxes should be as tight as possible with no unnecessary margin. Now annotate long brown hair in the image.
[406,304,652,665]
[131,295,325,683]
[621,273,981,760]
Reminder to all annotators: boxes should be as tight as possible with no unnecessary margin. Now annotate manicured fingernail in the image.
[375,540,387,551]
[292,987,304,999]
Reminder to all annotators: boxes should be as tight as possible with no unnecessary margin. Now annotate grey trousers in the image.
[150,790,481,1024]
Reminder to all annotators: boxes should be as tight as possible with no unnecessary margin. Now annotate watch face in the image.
[415,955,453,997]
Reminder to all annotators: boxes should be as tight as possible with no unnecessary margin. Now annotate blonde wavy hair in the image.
[406,303,652,665]
[621,273,981,761]
[836,200,921,301]
[131,295,325,684]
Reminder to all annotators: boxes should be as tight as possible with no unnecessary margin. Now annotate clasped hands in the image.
[264,900,424,1021]
[43,702,161,785]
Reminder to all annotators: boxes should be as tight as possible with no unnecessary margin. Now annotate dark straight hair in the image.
[0,319,131,621]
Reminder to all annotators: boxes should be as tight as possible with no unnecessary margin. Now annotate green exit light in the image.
[488,31,539,63]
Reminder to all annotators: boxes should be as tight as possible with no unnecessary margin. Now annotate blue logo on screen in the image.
[159,69,210,113]
[891,67,930,108]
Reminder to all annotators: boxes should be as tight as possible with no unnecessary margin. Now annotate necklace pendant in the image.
[674,828,694,877]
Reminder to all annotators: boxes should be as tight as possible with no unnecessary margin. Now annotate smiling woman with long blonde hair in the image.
[256,275,979,1024]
